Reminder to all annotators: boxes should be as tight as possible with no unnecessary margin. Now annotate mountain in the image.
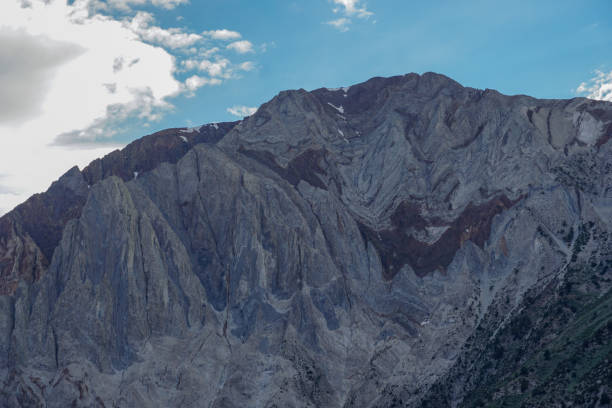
[0,72,610,407]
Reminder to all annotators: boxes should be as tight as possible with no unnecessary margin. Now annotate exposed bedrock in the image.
[1,72,611,407]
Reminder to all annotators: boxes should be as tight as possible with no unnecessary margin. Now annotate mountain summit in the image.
[1,73,611,407]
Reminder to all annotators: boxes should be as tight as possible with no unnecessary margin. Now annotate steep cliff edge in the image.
[0,122,235,296]
[0,72,611,407]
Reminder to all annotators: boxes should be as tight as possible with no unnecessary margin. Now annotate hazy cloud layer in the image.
[0,175,20,195]
[0,174,22,216]
[0,28,84,123]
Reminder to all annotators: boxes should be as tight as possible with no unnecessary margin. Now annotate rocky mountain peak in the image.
[0,73,611,407]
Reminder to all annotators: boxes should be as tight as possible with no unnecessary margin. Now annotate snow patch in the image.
[327,102,344,114]
[180,125,203,134]
[325,86,350,94]
[573,111,603,146]
[210,123,219,130]
[426,226,450,241]
[180,135,188,143]
[338,129,349,143]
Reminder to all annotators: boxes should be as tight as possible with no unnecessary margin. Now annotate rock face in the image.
[0,122,234,297]
[0,72,611,407]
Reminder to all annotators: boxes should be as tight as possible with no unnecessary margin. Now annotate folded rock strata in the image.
[0,72,610,407]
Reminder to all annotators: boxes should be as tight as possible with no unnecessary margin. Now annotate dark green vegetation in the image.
[422,222,612,408]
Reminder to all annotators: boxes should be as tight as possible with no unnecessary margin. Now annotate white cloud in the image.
[238,61,255,71]
[227,106,258,118]
[331,0,373,18]
[259,42,275,53]
[326,18,350,32]
[576,70,612,101]
[182,59,199,70]
[89,0,188,12]
[126,11,202,49]
[0,0,255,215]
[0,145,116,216]
[203,29,242,41]
[327,0,373,31]
[184,75,222,94]
[200,47,220,58]
[199,58,232,77]
[148,0,188,9]
[53,87,175,146]
[0,27,84,124]
[227,40,254,54]
[181,57,254,79]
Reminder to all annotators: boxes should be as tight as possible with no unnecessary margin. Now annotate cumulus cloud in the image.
[0,0,256,215]
[184,75,222,94]
[126,11,202,49]
[331,0,373,18]
[227,40,254,54]
[227,105,257,118]
[0,1,185,140]
[52,87,175,147]
[326,18,350,32]
[181,56,254,81]
[139,0,188,9]
[199,58,232,77]
[576,70,612,101]
[203,29,241,40]
[0,0,181,212]
[238,61,255,71]
[327,0,372,31]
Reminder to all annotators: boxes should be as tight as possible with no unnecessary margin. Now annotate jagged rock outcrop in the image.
[0,122,234,296]
[0,73,610,407]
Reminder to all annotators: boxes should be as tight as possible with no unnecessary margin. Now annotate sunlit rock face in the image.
[0,73,611,407]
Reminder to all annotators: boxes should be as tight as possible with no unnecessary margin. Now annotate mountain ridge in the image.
[0,72,610,407]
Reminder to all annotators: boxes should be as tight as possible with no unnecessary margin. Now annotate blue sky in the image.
[147,0,612,128]
[0,0,611,214]
[157,0,612,132]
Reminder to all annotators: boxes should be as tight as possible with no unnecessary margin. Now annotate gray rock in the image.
[1,72,611,407]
